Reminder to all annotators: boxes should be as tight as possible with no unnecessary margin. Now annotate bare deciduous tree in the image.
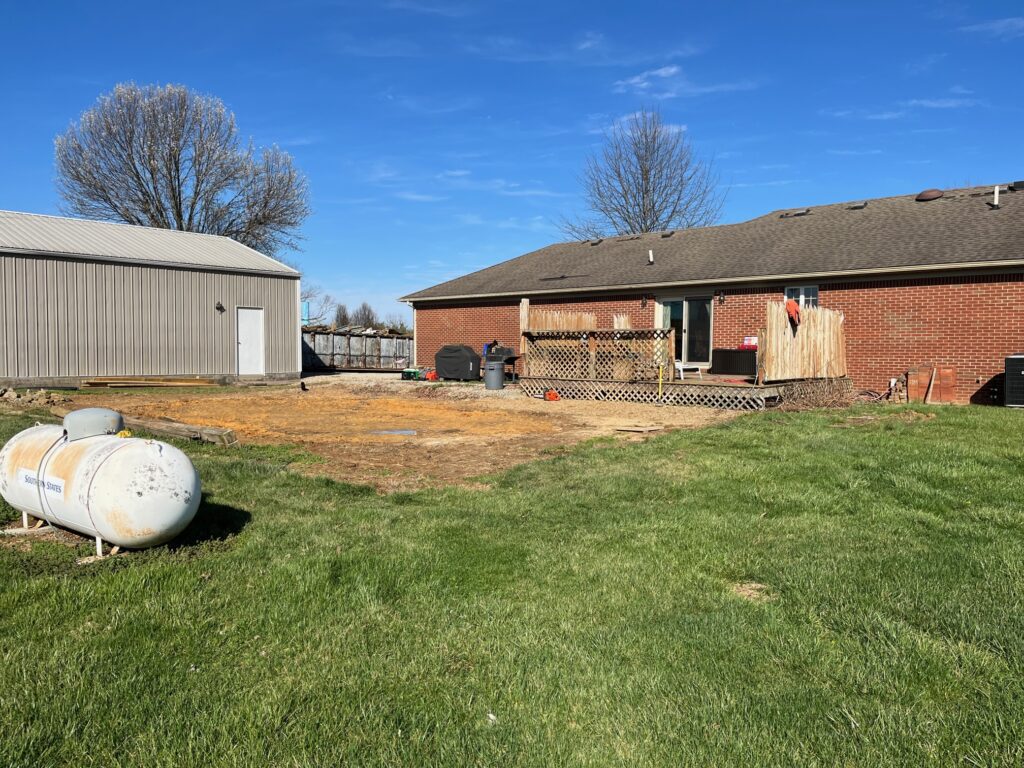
[300,284,335,326]
[351,302,379,328]
[383,313,412,334]
[55,83,310,257]
[333,303,351,327]
[560,109,723,240]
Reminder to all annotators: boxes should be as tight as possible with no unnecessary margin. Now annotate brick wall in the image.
[414,300,521,368]
[704,274,1024,404]
[821,273,1024,404]
[414,270,1024,404]
[414,294,655,371]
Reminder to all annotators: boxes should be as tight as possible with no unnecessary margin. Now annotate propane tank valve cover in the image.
[64,408,125,442]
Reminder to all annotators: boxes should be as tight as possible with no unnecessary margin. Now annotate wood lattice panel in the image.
[523,329,675,382]
[520,377,778,411]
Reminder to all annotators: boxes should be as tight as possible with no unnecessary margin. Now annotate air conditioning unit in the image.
[1006,355,1024,407]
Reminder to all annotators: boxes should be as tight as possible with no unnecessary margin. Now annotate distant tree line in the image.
[334,302,411,334]
[302,285,411,334]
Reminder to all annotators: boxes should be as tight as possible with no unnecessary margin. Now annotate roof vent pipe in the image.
[987,185,1002,210]
[648,249,654,265]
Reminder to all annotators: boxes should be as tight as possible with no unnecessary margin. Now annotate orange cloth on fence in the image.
[785,299,801,325]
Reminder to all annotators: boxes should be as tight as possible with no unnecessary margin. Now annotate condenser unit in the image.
[1006,355,1024,407]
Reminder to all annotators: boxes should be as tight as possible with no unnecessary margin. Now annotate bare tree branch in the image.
[55,83,310,258]
[560,109,723,240]
[300,283,335,325]
[333,303,351,327]
[351,302,379,327]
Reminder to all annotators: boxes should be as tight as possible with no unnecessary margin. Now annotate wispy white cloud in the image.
[960,17,1024,39]
[385,0,473,17]
[613,65,680,91]
[866,110,908,121]
[585,111,686,136]
[454,213,553,232]
[827,148,883,156]
[949,85,974,95]
[380,88,479,114]
[437,171,566,198]
[366,163,403,184]
[464,35,701,67]
[906,97,978,108]
[820,107,906,121]
[437,169,471,178]
[904,52,947,76]
[395,191,448,202]
[276,135,321,148]
[613,65,755,99]
[576,31,604,51]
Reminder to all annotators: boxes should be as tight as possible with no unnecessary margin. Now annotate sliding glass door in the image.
[661,296,712,365]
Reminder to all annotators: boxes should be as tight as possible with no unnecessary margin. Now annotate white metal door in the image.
[237,308,265,375]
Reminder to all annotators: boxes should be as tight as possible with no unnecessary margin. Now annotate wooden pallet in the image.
[520,376,781,410]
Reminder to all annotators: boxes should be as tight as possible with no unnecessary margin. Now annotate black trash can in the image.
[484,360,505,390]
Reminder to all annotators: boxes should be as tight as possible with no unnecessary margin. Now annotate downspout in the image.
[404,300,417,366]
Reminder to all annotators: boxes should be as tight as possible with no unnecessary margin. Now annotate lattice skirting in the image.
[519,377,783,410]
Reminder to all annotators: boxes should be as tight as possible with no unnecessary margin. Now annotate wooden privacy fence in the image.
[302,331,412,371]
[758,303,847,382]
[522,329,675,382]
[524,307,597,331]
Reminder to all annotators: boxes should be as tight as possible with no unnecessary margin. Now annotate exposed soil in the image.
[69,377,732,491]
[731,581,774,603]
[831,410,936,428]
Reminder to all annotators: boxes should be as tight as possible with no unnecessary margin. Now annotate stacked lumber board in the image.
[82,377,218,388]
[50,407,237,446]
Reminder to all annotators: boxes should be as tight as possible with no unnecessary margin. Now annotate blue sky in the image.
[1,1,1021,320]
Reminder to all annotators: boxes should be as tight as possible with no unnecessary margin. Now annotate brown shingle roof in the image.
[403,184,1024,302]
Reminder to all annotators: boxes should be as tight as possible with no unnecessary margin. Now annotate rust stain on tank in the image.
[105,507,155,541]
[4,434,56,482]
[46,441,89,499]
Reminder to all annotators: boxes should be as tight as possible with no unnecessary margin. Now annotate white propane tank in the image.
[0,408,201,549]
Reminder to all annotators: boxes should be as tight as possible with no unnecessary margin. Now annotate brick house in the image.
[403,184,1024,404]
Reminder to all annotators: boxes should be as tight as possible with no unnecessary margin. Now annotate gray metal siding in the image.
[0,253,299,379]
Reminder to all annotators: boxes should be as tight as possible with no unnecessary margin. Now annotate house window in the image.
[785,285,818,308]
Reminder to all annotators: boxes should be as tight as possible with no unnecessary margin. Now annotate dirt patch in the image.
[731,581,774,603]
[1,523,84,551]
[68,378,732,491]
[831,410,936,428]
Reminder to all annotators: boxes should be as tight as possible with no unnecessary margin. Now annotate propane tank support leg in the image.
[95,535,103,559]
[22,510,28,529]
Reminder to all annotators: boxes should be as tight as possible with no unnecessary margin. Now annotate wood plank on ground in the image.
[50,407,237,446]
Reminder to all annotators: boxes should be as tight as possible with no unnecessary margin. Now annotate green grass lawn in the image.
[1,404,1023,766]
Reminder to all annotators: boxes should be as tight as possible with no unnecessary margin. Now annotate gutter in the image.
[402,258,1024,303]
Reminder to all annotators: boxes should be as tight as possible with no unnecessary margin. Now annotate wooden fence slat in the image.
[760,303,847,381]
